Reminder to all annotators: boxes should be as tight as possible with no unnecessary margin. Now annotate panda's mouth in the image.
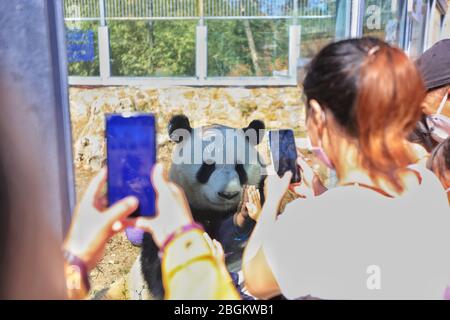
[207,194,241,208]
[217,191,240,200]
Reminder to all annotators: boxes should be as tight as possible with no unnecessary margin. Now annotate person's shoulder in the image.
[408,163,448,205]
[279,187,363,222]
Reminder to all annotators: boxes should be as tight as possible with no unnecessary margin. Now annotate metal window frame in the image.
[350,0,365,37]
[66,0,353,86]
[404,0,432,57]
[424,0,446,50]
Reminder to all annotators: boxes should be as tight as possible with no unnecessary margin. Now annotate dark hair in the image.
[444,139,450,171]
[429,137,450,176]
[407,115,438,153]
[303,37,426,192]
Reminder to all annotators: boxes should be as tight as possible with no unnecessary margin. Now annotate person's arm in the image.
[136,164,240,300]
[216,185,261,253]
[242,172,292,299]
[290,153,328,198]
[161,228,239,299]
[63,168,139,299]
[216,214,254,254]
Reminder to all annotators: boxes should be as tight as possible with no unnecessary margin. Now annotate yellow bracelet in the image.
[165,254,217,282]
[163,229,212,269]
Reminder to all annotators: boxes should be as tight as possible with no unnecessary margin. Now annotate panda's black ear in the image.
[243,120,265,145]
[168,115,192,143]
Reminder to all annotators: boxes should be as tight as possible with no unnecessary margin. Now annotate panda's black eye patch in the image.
[197,162,216,184]
[235,164,248,185]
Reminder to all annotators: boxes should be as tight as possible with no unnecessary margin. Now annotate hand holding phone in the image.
[268,129,301,184]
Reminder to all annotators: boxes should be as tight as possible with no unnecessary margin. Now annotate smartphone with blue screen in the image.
[268,129,301,184]
[106,113,156,217]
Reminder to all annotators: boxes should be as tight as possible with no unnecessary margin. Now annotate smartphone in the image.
[268,129,301,183]
[106,113,156,217]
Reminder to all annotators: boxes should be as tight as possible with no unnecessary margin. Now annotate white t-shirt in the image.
[263,167,450,299]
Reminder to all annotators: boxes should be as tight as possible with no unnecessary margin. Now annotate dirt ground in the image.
[77,144,174,296]
[89,233,140,296]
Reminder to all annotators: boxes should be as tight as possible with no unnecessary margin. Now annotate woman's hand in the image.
[63,168,139,270]
[135,164,193,248]
[203,233,225,263]
[264,171,292,211]
[245,185,262,221]
[234,185,262,226]
[290,151,327,198]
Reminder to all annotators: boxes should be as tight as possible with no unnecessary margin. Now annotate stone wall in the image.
[69,86,306,198]
[69,85,315,294]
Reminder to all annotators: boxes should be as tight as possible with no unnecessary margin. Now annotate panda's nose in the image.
[218,191,240,200]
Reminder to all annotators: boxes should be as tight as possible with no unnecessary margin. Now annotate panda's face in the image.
[195,128,262,210]
[168,116,265,218]
[196,162,246,210]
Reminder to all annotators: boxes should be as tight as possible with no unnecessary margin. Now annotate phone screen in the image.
[106,113,156,217]
[269,129,301,183]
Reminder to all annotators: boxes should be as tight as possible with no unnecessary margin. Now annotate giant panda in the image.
[136,115,266,299]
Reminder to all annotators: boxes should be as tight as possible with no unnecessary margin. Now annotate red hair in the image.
[356,44,425,192]
[304,38,426,193]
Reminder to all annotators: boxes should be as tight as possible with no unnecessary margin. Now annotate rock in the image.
[69,85,306,198]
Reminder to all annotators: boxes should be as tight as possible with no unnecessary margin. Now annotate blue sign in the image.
[67,29,95,63]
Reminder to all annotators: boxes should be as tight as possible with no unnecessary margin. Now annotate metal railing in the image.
[64,0,335,19]
[105,0,199,19]
[63,0,346,86]
[64,0,100,20]
[204,0,294,17]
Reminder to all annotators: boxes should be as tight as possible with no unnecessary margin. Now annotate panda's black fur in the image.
[141,115,266,299]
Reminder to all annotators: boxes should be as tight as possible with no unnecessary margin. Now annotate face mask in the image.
[307,109,335,170]
[310,145,335,169]
[426,92,450,143]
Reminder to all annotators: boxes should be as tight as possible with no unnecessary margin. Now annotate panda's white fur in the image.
[169,123,264,218]
[128,115,266,300]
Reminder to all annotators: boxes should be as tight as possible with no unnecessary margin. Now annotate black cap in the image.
[416,39,450,91]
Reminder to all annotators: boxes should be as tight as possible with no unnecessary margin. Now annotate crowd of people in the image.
[62,37,450,300]
[2,37,449,300]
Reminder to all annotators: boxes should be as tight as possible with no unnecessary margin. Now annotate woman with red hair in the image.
[242,38,450,300]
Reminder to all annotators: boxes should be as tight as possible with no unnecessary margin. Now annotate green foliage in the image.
[207,19,290,77]
[109,20,196,76]
[65,1,339,77]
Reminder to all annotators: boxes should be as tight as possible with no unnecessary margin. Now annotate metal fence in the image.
[64,0,100,19]
[64,0,335,20]
[104,0,199,19]
[63,0,348,86]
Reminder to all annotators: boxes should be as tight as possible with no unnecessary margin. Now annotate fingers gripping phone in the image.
[106,113,156,217]
[268,129,301,184]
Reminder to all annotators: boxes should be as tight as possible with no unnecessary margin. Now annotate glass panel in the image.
[335,0,351,40]
[298,0,339,59]
[408,0,428,59]
[207,19,290,77]
[362,0,406,46]
[109,20,196,77]
[65,21,100,76]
